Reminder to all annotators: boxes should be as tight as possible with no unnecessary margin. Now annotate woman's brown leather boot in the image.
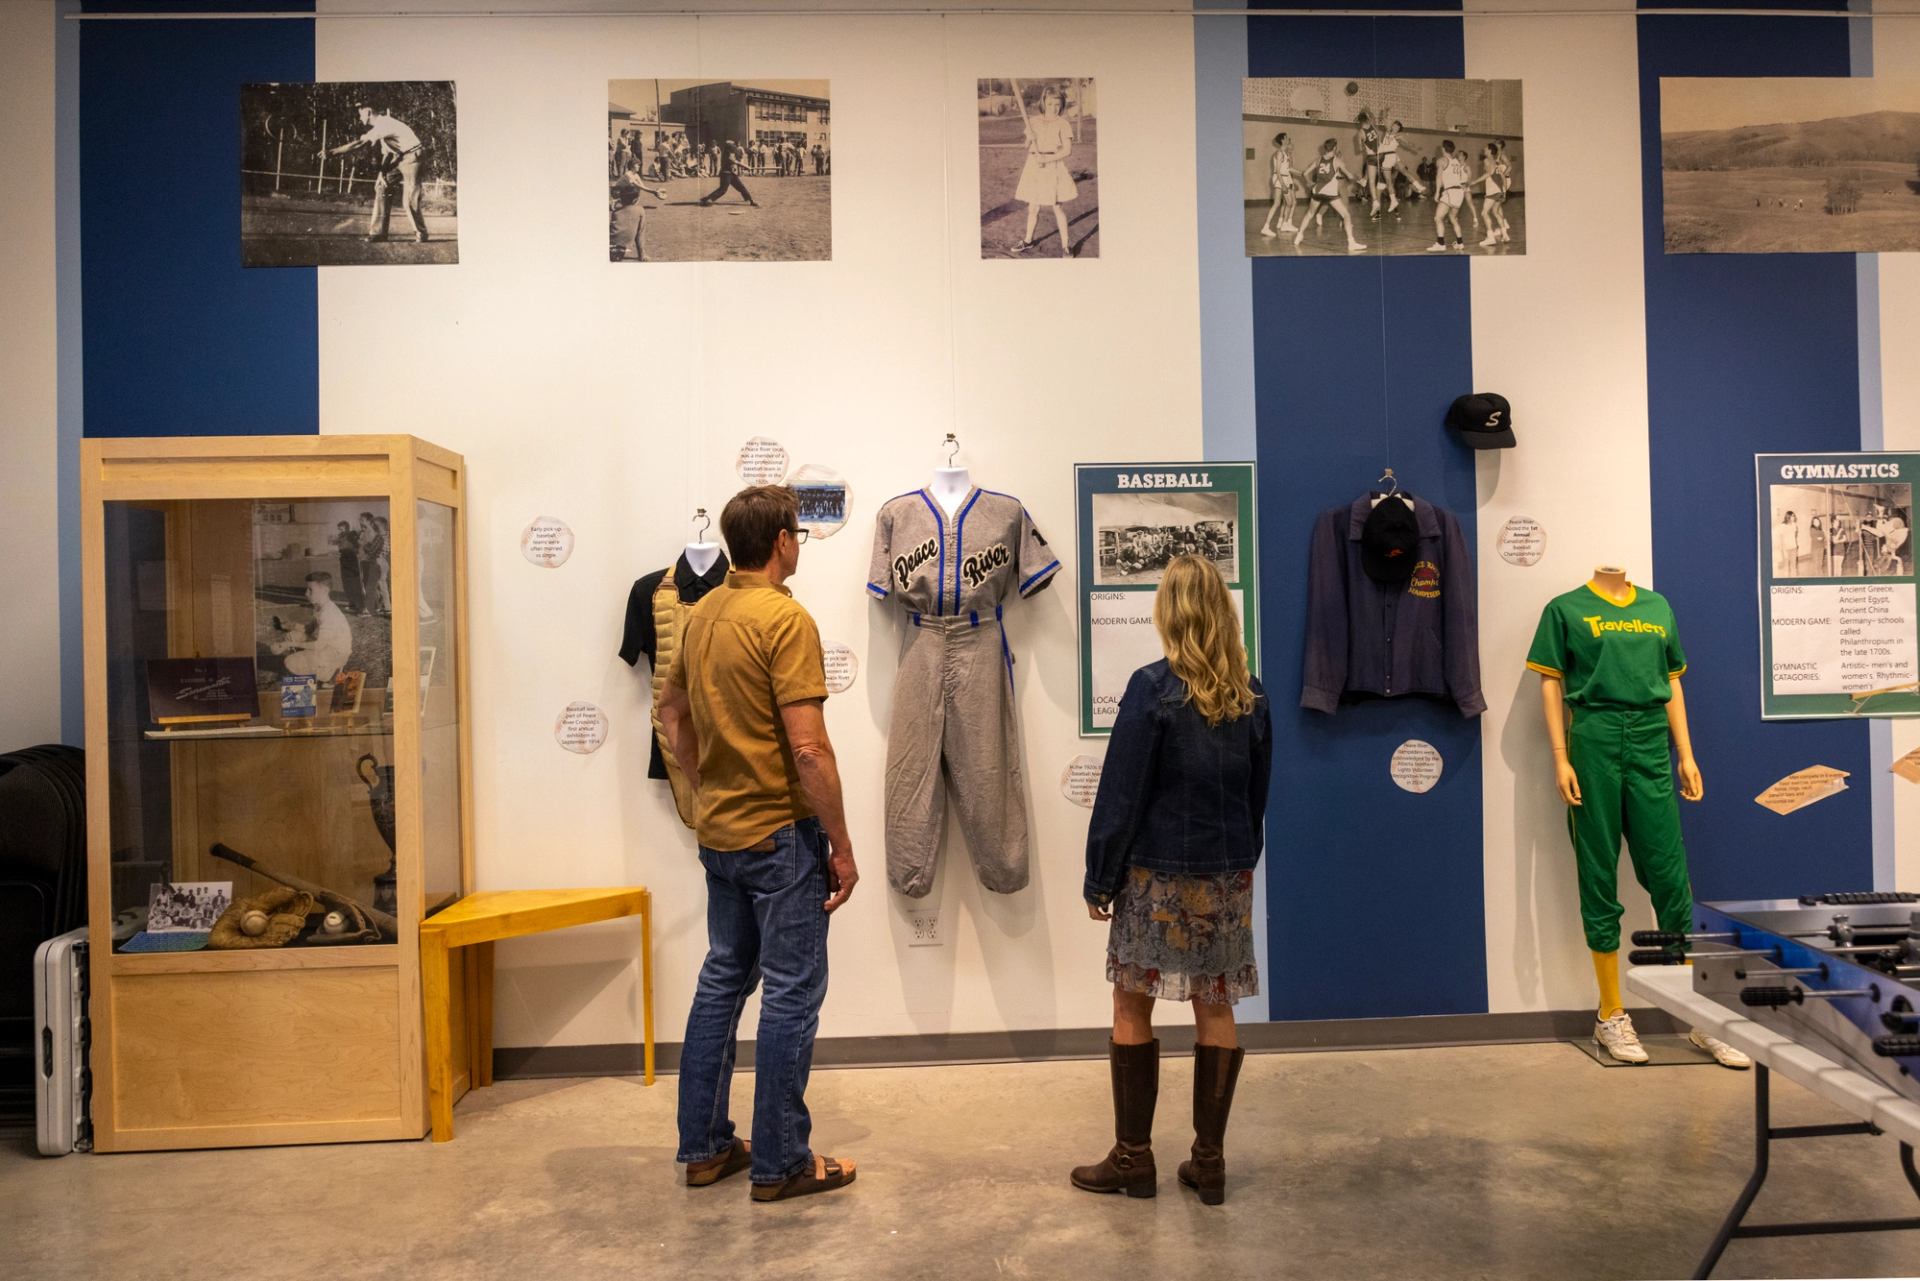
[1069,1039,1159,1198]
[1178,1044,1245,1205]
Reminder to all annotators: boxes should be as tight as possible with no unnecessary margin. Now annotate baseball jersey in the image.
[867,488,1060,615]
[1526,583,1688,711]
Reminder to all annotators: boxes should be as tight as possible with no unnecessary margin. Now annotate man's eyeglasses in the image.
[789,527,810,544]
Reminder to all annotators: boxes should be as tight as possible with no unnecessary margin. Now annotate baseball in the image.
[322,911,348,935]
[240,909,269,937]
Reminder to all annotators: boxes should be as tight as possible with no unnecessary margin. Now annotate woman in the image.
[1071,556,1272,1207]
[1475,141,1512,247]
[1009,85,1079,256]
[1294,138,1367,253]
[1772,509,1799,577]
[1257,131,1298,239]
[1805,513,1828,577]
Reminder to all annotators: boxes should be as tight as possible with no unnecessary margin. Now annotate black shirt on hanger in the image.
[618,550,730,779]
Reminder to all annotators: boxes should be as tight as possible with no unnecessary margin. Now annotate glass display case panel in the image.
[417,500,463,913]
[103,497,401,952]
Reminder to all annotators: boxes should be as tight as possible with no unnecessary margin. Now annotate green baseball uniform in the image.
[1527,583,1693,953]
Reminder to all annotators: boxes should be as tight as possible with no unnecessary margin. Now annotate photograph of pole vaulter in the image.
[608,78,831,262]
[1661,76,1920,253]
[978,77,1099,258]
[240,81,458,266]
[1243,77,1525,257]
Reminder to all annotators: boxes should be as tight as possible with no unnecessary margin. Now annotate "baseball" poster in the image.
[1755,452,1919,719]
[1074,463,1259,736]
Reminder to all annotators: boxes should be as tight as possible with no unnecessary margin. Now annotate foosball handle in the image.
[1628,950,1687,966]
[1631,930,1686,947]
[1740,987,1804,1008]
[1873,1035,1920,1058]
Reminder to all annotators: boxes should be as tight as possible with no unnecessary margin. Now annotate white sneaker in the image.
[1689,1029,1753,1070]
[1595,1011,1649,1064]
[1260,226,1278,238]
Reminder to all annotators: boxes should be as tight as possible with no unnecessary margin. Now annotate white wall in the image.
[0,1,63,751]
[1466,0,1658,1013]
[314,4,1203,1047]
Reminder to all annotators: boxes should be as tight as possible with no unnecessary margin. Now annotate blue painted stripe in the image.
[79,0,317,439]
[1250,1,1486,1021]
[1637,1,1874,899]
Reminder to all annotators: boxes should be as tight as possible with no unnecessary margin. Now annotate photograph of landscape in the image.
[1661,76,1920,254]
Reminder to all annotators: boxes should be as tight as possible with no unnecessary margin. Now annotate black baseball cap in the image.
[1446,393,1516,449]
[1361,497,1419,583]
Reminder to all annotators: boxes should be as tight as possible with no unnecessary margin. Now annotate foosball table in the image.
[1628,893,1920,1278]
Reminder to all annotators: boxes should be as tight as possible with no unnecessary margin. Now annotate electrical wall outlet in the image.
[907,912,942,947]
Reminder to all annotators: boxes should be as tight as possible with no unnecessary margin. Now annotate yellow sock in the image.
[1592,950,1623,1020]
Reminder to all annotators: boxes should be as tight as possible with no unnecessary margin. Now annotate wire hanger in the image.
[691,507,711,540]
[1371,467,1411,509]
[943,433,961,467]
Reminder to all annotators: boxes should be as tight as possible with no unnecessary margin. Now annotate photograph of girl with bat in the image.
[978,77,1100,258]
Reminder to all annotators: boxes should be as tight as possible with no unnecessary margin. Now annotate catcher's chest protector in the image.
[651,572,696,829]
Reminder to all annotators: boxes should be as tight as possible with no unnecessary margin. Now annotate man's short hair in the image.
[305,571,335,587]
[721,485,799,570]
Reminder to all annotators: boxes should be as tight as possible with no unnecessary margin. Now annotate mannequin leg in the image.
[1621,714,1695,941]
[1592,949,1624,1020]
[1565,715,1628,958]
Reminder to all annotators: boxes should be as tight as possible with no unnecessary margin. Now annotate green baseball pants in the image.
[1565,707,1694,953]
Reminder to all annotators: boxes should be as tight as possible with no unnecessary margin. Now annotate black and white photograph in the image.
[789,463,852,540]
[241,81,458,267]
[252,500,393,691]
[1770,482,1913,578]
[1243,77,1525,257]
[609,79,831,263]
[145,882,233,933]
[979,78,1099,258]
[1661,77,1920,254]
[1092,491,1239,586]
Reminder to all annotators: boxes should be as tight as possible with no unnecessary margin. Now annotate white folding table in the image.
[1628,965,1920,1278]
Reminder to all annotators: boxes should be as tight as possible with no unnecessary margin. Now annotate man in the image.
[272,571,354,681]
[323,101,432,243]
[700,140,758,207]
[329,519,364,614]
[657,484,859,1202]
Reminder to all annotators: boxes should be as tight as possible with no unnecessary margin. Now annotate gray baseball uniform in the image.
[868,487,1060,897]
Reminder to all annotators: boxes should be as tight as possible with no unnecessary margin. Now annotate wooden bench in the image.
[420,888,654,1142]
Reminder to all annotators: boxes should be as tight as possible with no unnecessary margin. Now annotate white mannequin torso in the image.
[929,466,972,517]
[684,541,722,577]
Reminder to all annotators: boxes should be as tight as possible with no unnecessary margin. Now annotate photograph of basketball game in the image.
[609,79,831,263]
[978,78,1099,258]
[1243,77,1525,257]
[240,81,458,267]
[1661,77,1920,254]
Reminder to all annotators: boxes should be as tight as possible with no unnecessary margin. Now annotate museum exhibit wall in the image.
[0,1,62,751]
[33,0,1920,1057]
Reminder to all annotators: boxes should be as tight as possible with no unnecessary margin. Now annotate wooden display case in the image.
[80,436,473,1150]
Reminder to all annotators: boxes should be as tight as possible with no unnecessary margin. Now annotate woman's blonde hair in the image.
[1152,555,1256,726]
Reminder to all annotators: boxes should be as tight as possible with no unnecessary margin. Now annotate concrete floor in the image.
[4,1042,1918,1281]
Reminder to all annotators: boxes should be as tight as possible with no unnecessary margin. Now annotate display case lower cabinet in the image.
[81,436,475,1150]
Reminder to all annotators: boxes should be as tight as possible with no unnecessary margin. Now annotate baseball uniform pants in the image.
[884,608,1029,898]
[371,150,428,239]
[1565,707,1693,953]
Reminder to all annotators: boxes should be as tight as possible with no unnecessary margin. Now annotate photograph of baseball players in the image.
[1093,492,1239,587]
[1770,483,1913,579]
[240,81,457,267]
[788,462,852,540]
[1661,77,1920,254]
[609,80,831,263]
[978,77,1099,258]
[252,500,395,692]
[145,882,232,934]
[1243,77,1526,257]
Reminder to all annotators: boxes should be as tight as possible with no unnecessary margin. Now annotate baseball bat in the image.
[1010,77,1030,130]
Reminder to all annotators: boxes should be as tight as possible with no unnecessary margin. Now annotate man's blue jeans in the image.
[676,817,830,1185]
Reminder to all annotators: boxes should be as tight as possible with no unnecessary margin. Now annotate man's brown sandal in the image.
[750,1154,857,1202]
[684,1139,751,1187]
